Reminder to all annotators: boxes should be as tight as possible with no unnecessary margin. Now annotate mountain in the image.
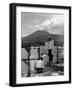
[22,30,64,47]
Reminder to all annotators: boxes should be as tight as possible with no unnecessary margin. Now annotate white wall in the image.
[21,48,28,59]
[0,0,73,90]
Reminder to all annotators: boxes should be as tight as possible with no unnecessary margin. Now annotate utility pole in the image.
[27,46,31,77]
[38,45,40,59]
[56,44,59,64]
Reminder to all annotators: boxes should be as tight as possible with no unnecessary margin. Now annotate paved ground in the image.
[22,63,64,77]
[31,65,64,77]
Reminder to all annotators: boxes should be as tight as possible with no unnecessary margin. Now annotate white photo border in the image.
[16,6,70,84]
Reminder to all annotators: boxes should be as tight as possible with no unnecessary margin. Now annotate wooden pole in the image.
[38,45,40,59]
[56,45,59,63]
[27,46,31,77]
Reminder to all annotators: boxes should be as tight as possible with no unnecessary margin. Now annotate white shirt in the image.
[36,60,44,68]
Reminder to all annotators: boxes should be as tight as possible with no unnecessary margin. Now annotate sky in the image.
[21,12,64,37]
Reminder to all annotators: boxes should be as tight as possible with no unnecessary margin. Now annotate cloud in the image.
[41,15,64,27]
[22,14,64,37]
[51,15,64,26]
[32,24,44,30]
[40,15,64,34]
[31,15,64,35]
[41,19,51,27]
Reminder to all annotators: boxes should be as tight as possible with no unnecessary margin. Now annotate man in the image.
[35,57,44,73]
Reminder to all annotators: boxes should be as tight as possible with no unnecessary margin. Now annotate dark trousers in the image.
[36,68,43,73]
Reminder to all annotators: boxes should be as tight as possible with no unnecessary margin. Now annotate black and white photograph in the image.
[21,12,64,77]
[10,3,71,86]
